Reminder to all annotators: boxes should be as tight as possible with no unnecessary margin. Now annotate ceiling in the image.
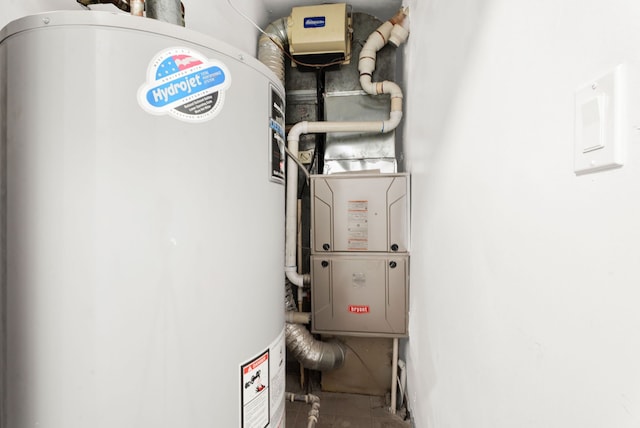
[261,0,403,21]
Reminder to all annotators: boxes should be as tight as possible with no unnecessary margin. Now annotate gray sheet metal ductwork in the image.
[146,0,182,26]
[285,283,345,371]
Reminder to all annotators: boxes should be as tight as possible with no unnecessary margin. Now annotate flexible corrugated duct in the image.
[258,18,288,85]
[285,282,345,371]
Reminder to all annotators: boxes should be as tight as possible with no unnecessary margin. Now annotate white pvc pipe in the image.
[286,393,320,428]
[398,359,407,408]
[390,337,399,415]
[130,0,144,16]
[285,311,311,324]
[285,130,306,287]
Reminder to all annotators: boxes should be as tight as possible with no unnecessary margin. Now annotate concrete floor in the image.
[285,374,411,428]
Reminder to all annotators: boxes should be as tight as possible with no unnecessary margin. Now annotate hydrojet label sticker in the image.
[138,47,231,123]
[304,16,326,28]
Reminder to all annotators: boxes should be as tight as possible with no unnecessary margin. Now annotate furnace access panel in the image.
[311,254,408,336]
[310,173,410,337]
[310,173,410,253]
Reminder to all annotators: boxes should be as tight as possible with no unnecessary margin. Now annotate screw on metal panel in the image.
[592,83,598,90]
[43,17,50,24]
[321,261,329,268]
[238,54,244,61]
[389,261,397,268]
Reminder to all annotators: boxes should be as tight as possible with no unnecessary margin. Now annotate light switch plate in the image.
[574,65,625,175]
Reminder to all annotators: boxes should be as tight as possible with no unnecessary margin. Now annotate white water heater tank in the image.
[0,11,286,428]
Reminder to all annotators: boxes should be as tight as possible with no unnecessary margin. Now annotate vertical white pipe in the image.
[285,128,304,286]
[390,337,399,414]
[130,0,144,16]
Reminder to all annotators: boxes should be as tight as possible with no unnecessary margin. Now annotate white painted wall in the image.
[403,0,640,426]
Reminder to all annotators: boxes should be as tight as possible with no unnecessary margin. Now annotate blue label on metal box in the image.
[138,47,232,123]
[304,16,326,28]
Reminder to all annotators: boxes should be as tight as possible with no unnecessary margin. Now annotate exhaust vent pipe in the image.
[285,324,345,371]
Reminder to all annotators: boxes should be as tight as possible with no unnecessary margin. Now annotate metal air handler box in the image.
[310,173,410,337]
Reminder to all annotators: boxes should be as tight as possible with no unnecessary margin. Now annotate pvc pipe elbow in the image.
[285,269,305,287]
[389,23,410,47]
[384,111,403,132]
[359,77,375,95]
[287,121,308,144]
[385,81,403,98]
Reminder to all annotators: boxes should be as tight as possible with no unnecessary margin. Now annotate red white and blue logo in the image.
[138,47,232,123]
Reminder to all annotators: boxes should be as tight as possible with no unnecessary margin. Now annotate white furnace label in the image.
[138,47,231,123]
[240,329,286,428]
[347,200,368,250]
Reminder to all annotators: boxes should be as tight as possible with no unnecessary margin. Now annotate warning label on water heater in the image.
[240,329,286,428]
[241,349,270,427]
[138,47,232,123]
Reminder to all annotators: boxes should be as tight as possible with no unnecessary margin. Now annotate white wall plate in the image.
[574,64,626,175]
